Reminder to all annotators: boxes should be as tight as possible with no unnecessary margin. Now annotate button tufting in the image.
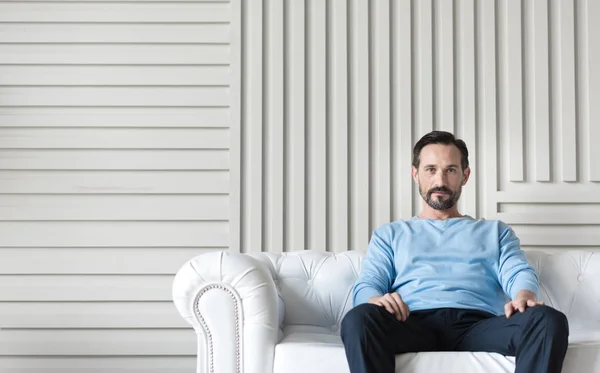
[577,275,584,282]
[331,324,338,332]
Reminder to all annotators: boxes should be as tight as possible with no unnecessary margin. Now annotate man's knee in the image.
[528,305,569,337]
[341,303,381,339]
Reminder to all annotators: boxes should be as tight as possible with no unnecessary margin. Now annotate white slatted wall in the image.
[0,0,240,372]
[240,0,600,255]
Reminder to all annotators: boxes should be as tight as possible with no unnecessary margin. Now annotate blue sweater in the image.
[353,216,539,316]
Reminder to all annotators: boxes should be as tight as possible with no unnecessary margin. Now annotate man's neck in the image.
[417,205,463,220]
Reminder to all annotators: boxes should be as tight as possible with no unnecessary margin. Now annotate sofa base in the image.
[273,326,599,373]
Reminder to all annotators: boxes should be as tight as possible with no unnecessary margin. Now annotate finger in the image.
[399,302,410,322]
[517,300,526,313]
[379,298,398,317]
[505,302,514,318]
[390,293,409,321]
[510,303,517,317]
[527,299,537,307]
[383,294,403,320]
[538,301,545,306]
[377,299,393,314]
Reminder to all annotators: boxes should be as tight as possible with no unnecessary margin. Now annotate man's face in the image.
[411,144,470,211]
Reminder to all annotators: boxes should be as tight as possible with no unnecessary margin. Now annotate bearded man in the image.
[341,131,569,373]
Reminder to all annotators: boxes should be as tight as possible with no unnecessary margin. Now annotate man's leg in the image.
[452,305,569,373]
[341,303,441,373]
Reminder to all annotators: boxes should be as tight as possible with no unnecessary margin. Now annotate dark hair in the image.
[412,131,469,170]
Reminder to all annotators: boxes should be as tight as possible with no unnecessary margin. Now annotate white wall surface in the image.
[0,0,239,371]
[240,0,600,255]
[0,0,598,372]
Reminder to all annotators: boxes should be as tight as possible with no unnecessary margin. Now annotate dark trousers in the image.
[341,303,569,373]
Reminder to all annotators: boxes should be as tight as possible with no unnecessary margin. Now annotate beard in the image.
[419,184,462,211]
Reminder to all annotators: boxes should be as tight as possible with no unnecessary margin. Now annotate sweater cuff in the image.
[354,287,384,306]
[510,274,540,300]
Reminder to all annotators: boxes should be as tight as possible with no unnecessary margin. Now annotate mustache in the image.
[427,187,452,196]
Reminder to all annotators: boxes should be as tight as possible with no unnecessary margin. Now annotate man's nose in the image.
[433,170,448,186]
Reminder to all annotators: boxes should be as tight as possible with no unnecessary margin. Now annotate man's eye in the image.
[447,169,456,173]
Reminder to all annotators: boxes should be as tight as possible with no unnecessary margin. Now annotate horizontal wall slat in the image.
[0,247,220,274]
[0,222,228,247]
[497,213,600,225]
[0,150,229,170]
[3,0,228,2]
[0,195,229,220]
[0,302,188,328]
[499,203,600,214]
[0,107,231,128]
[0,275,173,301]
[0,170,229,194]
[0,87,229,107]
[0,44,230,65]
[522,246,600,252]
[512,225,600,246]
[0,128,229,149]
[0,24,229,43]
[497,188,600,203]
[0,66,231,86]
[0,329,195,355]
[0,3,229,23]
[0,356,196,373]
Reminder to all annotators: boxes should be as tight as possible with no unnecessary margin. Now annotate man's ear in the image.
[462,167,471,185]
[412,166,419,184]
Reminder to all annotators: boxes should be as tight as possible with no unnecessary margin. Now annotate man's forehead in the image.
[419,144,462,163]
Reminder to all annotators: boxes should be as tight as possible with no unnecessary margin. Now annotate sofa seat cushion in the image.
[273,326,600,373]
[569,328,600,345]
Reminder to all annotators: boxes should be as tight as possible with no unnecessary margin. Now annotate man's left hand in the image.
[505,289,544,318]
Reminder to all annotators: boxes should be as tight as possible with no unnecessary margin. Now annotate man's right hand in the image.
[368,293,410,322]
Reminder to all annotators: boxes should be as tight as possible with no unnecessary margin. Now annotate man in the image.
[340,131,569,373]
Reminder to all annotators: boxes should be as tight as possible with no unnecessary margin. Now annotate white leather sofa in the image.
[173,250,600,373]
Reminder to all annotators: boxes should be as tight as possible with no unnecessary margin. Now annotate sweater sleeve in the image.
[497,222,540,300]
[352,228,395,306]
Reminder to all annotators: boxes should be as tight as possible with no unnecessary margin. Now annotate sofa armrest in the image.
[173,251,279,373]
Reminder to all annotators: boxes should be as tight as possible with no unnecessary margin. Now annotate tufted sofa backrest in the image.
[250,250,600,333]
